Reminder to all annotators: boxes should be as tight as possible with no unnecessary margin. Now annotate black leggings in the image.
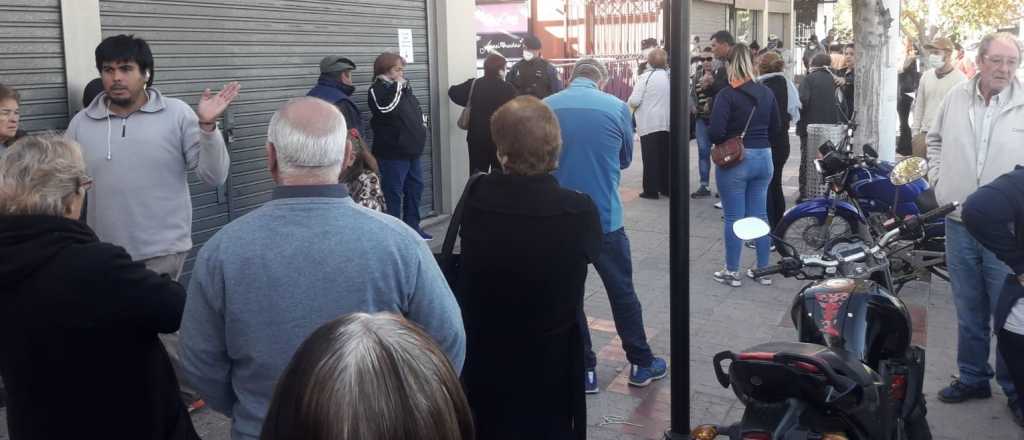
[998,328,1024,402]
[768,129,791,230]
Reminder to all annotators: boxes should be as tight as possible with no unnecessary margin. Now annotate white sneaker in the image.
[714,201,723,209]
[713,269,742,287]
[746,268,773,286]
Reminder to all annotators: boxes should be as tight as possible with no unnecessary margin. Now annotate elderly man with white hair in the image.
[545,58,667,394]
[179,97,465,440]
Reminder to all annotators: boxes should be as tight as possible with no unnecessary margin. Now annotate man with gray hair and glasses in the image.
[927,32,1024,425]
[179,97,465,440]
[545,58,667,394]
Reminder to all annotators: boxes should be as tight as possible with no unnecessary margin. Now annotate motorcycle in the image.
[773,124,947,292]
[690,160,953,440]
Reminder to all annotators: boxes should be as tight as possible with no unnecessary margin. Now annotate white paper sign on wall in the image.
[398,29,414,63]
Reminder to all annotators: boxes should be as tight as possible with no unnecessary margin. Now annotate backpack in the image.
[513,59,554,99]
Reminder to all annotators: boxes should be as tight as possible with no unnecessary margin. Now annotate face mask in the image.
[928,54,945,69]
[522,51,536,61]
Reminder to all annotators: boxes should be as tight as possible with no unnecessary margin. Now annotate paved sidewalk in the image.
[2,136,1020,439]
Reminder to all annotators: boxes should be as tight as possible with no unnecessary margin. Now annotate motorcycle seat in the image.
[726,341,878,406]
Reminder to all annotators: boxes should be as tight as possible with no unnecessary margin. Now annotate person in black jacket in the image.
[448,54,518,174]
[457,96,601,440]
[962,166,1024,427]
[506,34,562,99]
[757,51,794,230]
[368,52,432,239]
[797,53,842,202]
[308,55,364,138]
[0,135,198,440]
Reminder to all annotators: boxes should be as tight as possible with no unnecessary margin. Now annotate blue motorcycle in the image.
[773,124,948,292]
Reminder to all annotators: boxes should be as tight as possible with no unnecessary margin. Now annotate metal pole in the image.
[665,0,690,437]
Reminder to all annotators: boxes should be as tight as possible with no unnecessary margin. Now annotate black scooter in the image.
[691,160,951,440]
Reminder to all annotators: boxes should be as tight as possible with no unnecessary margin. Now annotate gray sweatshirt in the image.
[180,185,466,440]
[67,89,229,261]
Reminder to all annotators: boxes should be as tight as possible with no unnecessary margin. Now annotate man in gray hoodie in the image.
[66,34,239,280]
[180,97,465,440]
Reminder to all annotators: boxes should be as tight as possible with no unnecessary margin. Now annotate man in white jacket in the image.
[911,37,966,158]
[927,32,1024,425]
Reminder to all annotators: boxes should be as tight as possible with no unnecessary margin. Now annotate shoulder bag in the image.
[434,172,486,289]
[711,89,757,169]
[457,79,477,130]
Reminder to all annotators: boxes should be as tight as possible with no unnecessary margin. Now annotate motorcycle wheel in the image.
[776,215,856,257]
[902,397,933,440]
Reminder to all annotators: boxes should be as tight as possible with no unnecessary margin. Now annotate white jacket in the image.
[628,68,670,136]
[927,77,1024,221]
[912,67,967,134]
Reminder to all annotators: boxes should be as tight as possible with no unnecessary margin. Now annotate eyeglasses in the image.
[983,55,1020,68]
[0,108,19,118]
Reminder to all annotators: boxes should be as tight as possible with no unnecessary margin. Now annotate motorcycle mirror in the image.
[891,157,928,186]
[863,144,878,158]
[733,217,771,241]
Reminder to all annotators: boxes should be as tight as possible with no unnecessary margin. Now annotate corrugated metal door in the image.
[98,0,437,276]
[1,0,69,132]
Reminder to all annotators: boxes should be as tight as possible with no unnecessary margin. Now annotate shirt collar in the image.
[570,78,599,90]
[272,184,350,200]
[975,79,1013,106]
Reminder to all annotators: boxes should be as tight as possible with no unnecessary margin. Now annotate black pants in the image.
[797,134,809,202]
[897,95,914,156]
[768,129,791,229]
[468,140,501,174]
[640,131,671,196]
[999,328,1024,404]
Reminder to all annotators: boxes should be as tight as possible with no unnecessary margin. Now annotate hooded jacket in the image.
[0,215,196,440]
[66,88,230,261]
[307,74,364,138]
[368,77,427,160]
[927,77,1024,221]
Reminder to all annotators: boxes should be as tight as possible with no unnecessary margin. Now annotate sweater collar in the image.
[272,184,351,200]
[570,78,599,90]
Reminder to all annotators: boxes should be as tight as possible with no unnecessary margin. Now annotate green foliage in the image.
[902,0,1024,45]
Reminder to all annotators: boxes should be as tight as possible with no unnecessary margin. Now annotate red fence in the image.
[552,57,641,102]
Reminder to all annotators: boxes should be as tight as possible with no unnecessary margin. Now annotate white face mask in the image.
[928,54,946,69]
[522,51,536,61]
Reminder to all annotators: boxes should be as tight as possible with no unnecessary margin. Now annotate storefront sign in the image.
[398,28,414,63]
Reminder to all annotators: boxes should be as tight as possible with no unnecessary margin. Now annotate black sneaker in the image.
[1010,399,1024,427]
[690,186,711,198]
[937,379,992,403]
[639,192,660,200]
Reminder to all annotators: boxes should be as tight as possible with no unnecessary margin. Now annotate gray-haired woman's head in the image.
[571,57,608,85]
[0,134,91,218]
[260,313,474,440]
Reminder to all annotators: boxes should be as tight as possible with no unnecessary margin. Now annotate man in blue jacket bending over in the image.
[545,58,667,394]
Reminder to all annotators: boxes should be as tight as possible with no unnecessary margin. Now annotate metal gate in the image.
[98,0,437,276]
[1,0,69,133]
[560,0,665,58]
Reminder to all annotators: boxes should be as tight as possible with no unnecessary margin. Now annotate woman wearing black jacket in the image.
[757,51,794,230]
[368,52,431,239]
[0,135,198,440]
[448,54,518,174]
[796,53,842,202]
[457,96,601,440]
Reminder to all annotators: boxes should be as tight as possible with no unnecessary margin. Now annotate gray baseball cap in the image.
[320,56,357,74]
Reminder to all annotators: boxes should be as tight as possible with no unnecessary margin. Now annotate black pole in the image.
[665,0,690,437]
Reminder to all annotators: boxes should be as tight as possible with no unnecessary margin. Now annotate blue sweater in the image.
[180,185,465,440]
[708,80,781,149]
[546,78,634,233]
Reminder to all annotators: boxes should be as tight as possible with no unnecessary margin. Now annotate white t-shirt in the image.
[1006,298,1024,335]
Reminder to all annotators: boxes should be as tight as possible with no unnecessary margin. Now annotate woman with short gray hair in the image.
[0,134,199,439]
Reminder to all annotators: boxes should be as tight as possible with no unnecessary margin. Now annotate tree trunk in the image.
[853,0,895,151]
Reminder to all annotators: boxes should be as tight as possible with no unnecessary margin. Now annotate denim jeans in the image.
[947,220,1017,400]
[716,148,773,272]
[379,158,424,231]
[695,118,713,188]
[578,228,655,369]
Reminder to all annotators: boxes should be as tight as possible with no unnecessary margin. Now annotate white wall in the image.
[434,0,475,214]
[60,0,102,114]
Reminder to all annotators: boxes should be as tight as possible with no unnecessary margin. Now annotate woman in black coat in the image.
[757,51,794,230]
[368,52,431,239]
[796,53,842,202]
[0,135,198,440]
[448,54,518,174]
[456,96,602,440]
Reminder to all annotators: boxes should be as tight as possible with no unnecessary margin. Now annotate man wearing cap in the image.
[545,58,668,394]
[507,34,562,99]
[308,55,363,137]
[911,37,966,159]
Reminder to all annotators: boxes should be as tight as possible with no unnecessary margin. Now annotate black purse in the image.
[434,172,485,288]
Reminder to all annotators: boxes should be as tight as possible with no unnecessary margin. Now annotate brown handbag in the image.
[712,90,758,169]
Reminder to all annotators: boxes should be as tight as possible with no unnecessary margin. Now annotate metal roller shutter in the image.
[98,0,437,277]
[1,0,69,133]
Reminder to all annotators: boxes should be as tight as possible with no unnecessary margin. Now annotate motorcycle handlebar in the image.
[918,202,958,224]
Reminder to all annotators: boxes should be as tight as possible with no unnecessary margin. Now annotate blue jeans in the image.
[695,118,713,187]
[717,148,773,272]
[379,158,424,231]
[946,220,1017,400]
[578,228,655,368]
